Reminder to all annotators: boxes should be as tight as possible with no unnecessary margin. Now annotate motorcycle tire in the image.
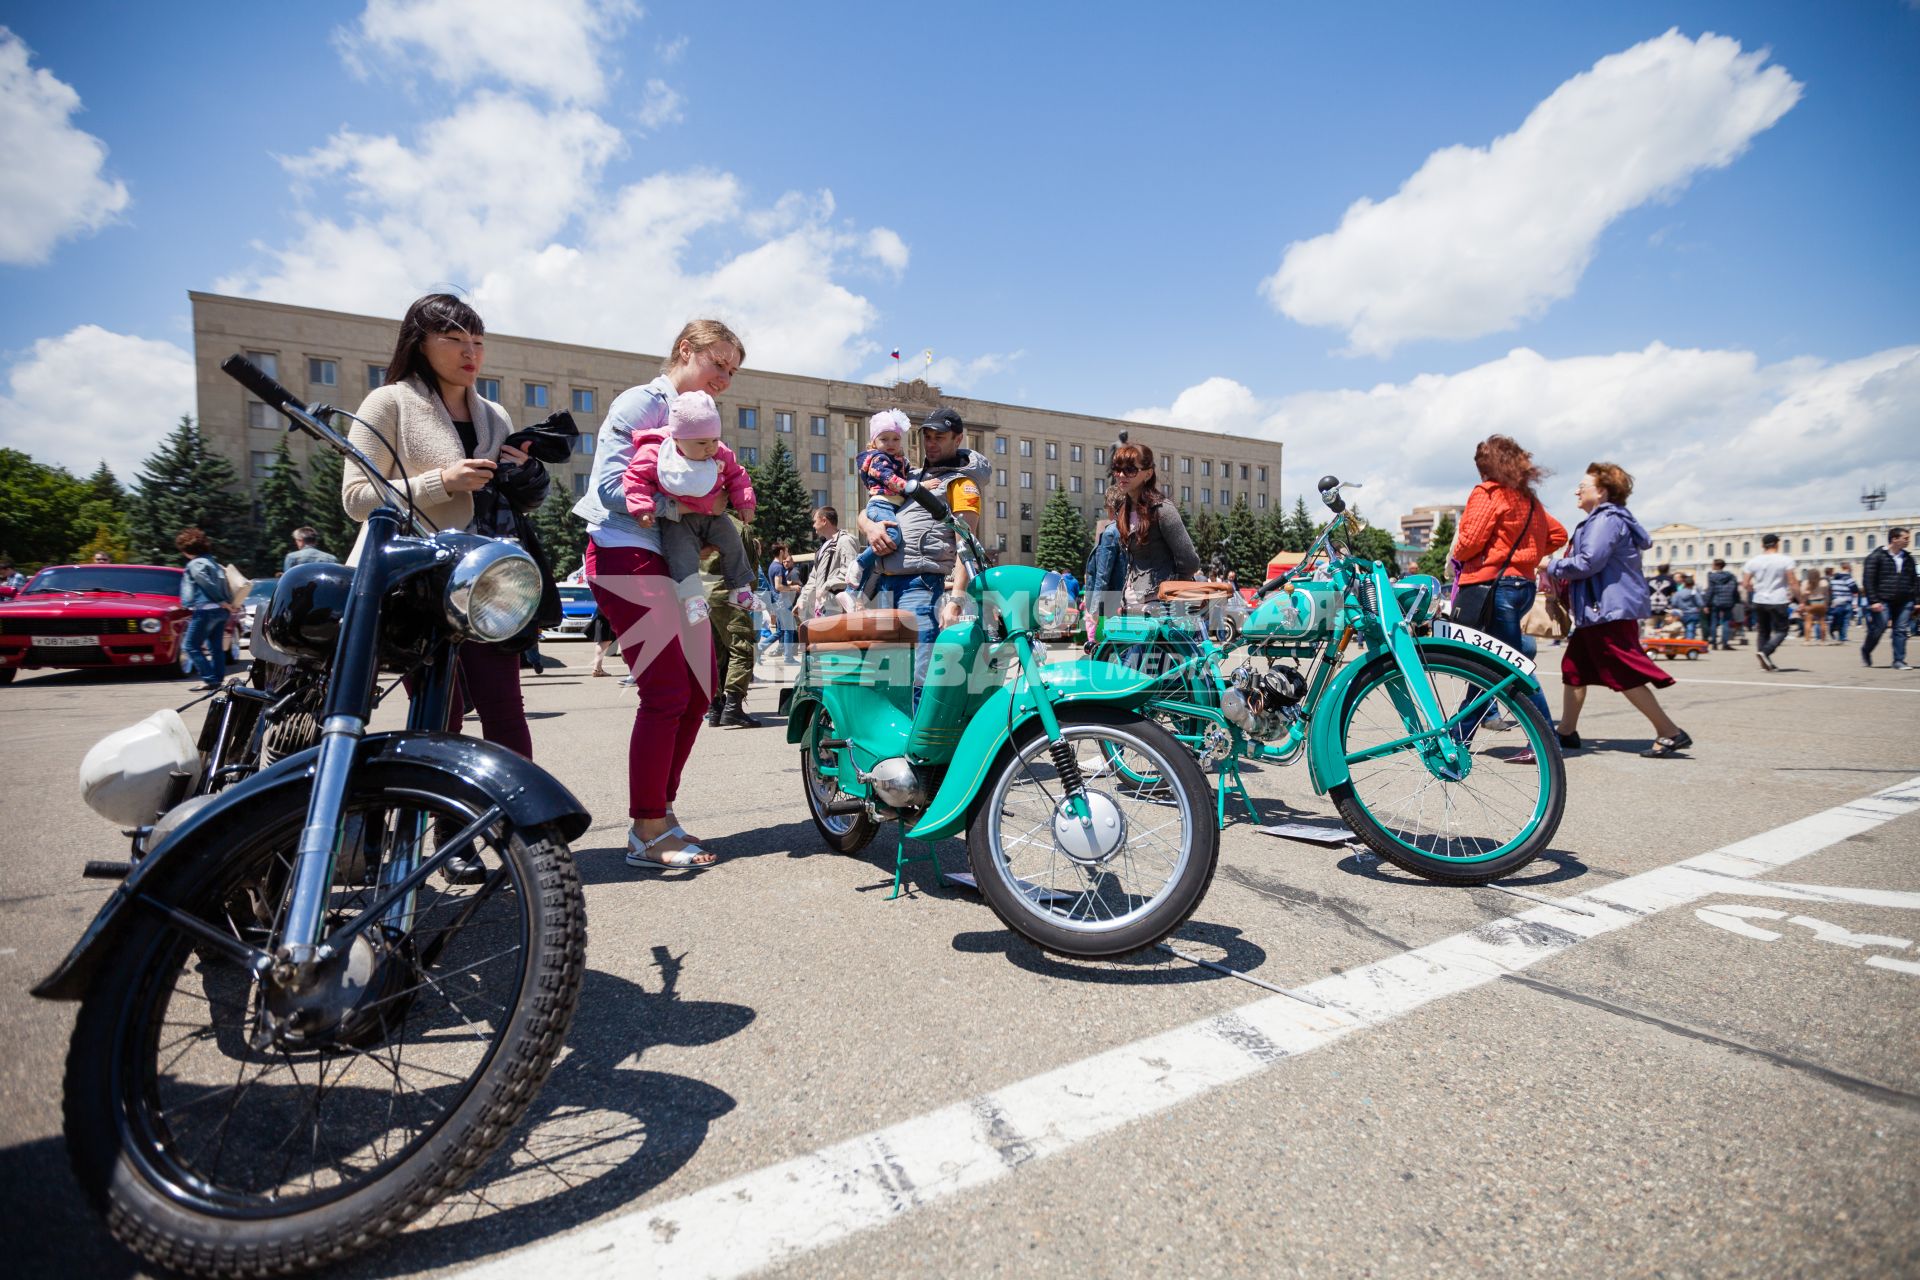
[800,708,877,854]
[61,782,585,1278]
[1330,644,1566,885]
[966,706,1219,959]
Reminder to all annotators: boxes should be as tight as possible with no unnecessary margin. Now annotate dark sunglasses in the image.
[1111,463,1143,476]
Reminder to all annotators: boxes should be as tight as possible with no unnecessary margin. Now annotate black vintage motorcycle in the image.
[34,356,591,1276]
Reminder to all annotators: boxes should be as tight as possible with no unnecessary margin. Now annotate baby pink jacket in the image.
[621,429,757,517]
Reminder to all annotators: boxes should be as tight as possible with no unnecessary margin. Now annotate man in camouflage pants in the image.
[704,517,763,728]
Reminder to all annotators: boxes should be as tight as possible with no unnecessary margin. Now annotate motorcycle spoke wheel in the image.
[968,713,1219,958]
[802,710,877,853]
[1334,652,1566,882]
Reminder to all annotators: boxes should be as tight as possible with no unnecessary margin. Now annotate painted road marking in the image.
[459,776,1920,1280]
[1674,677,1920,694]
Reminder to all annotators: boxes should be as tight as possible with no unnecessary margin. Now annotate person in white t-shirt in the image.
[1741,534,1802,671]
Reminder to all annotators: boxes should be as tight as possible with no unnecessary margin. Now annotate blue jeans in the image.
[1861,599,1913,666]
[183,606,229,684]
[875,571,945,700]
[1480,576,1554,726]
[1829,602,1853,642]
[1680,611,1701,640]
[1708,605,1734,647]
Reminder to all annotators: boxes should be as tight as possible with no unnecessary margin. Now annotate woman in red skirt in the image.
[1544,463,1693,759]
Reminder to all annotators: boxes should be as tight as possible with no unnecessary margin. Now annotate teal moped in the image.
[788,486,1219,958]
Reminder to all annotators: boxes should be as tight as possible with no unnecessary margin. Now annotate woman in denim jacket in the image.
[175,527,231,690]
[1545,463,1692,759]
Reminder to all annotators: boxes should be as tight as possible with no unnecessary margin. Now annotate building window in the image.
[996,500,1008,519]
[246,351,278,378]
[776,411,794,433]
[572,434,595,455]
[1201,461,1212,477]
[1021,535,1033,553]
[1020,439,1033,457]
[1095,477,1107,494]
[366,364,385,389]
[811,415,828,436]
[1846,535,1855,551]
[1825,536,1834,552]
[1180,457,1192,473]
[812,488,828,506]
[572,388,595,413]
[1801,538,1811,553]
[1071,444,1083,463]
[1070,475,1083,493]
[810,453,828,473]
[250,450,276,478]
[1045,442,1058,460]
[1046,474,1059,491]
[1686,544,1695,558]
[738,407,757,431]
[1258,466,1267,483]
[1094,447,1107,466]
[1742,541,1751,555]
[1201,489,1212,505]
[994,436,1007,454]
[477,377,501,400]
[1258,493,1268,509]
[1021,503,1034,522]
[1020,471,1033,489]
[573,473,588,497]
[1868,535,1878,549]
[1240,464,1249,481]
[308,358,338,387]
[995,469,1008,487]
[524,383,548,408]
[246,401,275,431]
[1181,485,1192,503]
[996,533,1008,551]
[741,446,759,466]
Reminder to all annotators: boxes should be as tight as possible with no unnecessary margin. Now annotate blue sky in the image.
[2,1,1916,529]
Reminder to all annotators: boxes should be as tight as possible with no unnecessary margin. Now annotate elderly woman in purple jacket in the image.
[1545,462,1693,759]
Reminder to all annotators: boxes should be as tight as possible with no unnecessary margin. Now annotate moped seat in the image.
[800,609,920,650]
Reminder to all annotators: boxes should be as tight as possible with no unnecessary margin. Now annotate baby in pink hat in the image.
[621,390,758,621]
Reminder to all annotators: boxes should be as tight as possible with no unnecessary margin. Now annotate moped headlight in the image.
[446,541,543,642]
[1034,572,1068,628]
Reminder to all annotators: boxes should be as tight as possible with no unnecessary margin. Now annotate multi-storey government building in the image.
[191,293,1283,564]
[1646,514,1917,578]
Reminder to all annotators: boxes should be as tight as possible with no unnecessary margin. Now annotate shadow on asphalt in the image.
[1333,847,1597,887]
[950,918,1269,984]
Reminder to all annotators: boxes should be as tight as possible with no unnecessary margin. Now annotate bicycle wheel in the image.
[62,783,585,1277]
[801,708,877,854]
[967,707,1219,958]
[1331,647,1565,884]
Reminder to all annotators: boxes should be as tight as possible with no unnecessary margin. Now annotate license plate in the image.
[1432,620,1535,675]
[33,635,100,648]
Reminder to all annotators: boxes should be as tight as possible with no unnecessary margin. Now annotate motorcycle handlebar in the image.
[220,355,299,414]
[905,480,953,523]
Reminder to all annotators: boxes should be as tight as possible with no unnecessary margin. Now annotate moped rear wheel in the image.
[801,709,877,854]
[1331,648,1565,884]
[967,708,1219,958]
[62,783,584,1277]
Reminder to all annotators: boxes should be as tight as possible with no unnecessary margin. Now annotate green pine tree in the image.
[76,460,134,558]
[76,523,135,564]
[302,446,359,562]
[0,448,91,568]
[256,438,309,564]
[1222,495,1263,583]
[1034,486,1093,573]
[1188,507,1225,575]
[1281,495,1318,553]
[530,486,587,580]
[129,416,257,569]
[748,439,814,556]
[1416,511,1456,581]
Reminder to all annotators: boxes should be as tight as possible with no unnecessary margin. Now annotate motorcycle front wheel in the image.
[966,707,1219,958]
[1330,647,1566,883]
[62,782,585,1277]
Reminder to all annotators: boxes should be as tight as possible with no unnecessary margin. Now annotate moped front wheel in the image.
[1331,648,1566,884]
[801,708,877,854]
[61,782,585,1277]
[966,708,1219,958]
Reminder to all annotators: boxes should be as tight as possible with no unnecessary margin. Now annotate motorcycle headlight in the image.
[446,541,543,642]
[1034,572,1068,627]
[139,617,162,634]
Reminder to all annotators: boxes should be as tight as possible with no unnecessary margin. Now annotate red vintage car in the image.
[0,563,233,684]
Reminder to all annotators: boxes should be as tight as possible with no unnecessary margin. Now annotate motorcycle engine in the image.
[1221,661,1308,742]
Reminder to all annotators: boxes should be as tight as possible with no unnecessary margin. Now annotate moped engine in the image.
[1221,661,1307,741]
[858,757,930,812]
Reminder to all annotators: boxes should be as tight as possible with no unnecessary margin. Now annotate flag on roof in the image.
[889,348,900,360]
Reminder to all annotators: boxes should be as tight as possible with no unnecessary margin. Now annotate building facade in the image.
[1647,514,1917,580]
[191,293,1284,565]
[1400,504,1465,550]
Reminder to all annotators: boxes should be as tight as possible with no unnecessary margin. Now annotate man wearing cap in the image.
[857,406,988,693]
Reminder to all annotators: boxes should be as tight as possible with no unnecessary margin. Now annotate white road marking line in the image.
[1865,955,1920,976]
[1673,677,1920,693]
[460,776,1920,1280]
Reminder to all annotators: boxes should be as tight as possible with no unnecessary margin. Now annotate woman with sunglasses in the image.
[1102,441,1201,613]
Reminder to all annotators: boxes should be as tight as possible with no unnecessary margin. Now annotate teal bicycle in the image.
[1087,476,1566,884]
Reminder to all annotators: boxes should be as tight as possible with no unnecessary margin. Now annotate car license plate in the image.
[1432,620,1535,676]
[34,635,100,648]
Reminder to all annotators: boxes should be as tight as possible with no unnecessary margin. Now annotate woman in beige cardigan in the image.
[342,294,544,771]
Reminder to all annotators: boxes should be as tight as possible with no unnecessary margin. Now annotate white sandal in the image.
[625,829,715,869]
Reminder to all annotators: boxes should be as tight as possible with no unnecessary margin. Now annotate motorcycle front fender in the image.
[1307,636,1537,795]
[31,731,590,1002]
[906,657,1154,842]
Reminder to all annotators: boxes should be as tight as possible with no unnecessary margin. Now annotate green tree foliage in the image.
[256,439,309,563]
[1281,495,1319,553]
[76,523,135,563]
[530,486,587,580]
[1343,505,1402,571]
[130,417,257,570]
[0,449,93,568]
[302,447,359,562]
[1255,504,1288,570]
[1416,511,1456,581]
[1222,495,1264,583]
[1034,486,1092,573]
[748,439,814,557]
[1188,507,1225,575]
[79,461,134,554]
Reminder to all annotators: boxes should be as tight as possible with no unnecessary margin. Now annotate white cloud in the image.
[861,350,1025,394]
[217,94,907,378]
[0,326,195,479]
[335,0,640,105]
[1126,342,1920,534]
[636,78,684,131]
[656,35,689,64]
[1263,30,1802,355]
[0,28,129,265]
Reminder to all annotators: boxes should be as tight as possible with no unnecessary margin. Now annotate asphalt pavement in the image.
[1,634,1915,1278]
